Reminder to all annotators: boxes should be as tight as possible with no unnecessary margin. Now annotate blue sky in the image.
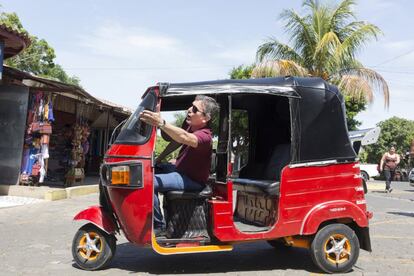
[2,0,414,128]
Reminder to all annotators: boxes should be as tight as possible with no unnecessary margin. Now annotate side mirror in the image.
[361,127,381,146]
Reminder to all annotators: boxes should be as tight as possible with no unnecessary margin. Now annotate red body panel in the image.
[101,94,159,246]
[74,206,117,234]
[211,162,369,242]
[103,132,156,245]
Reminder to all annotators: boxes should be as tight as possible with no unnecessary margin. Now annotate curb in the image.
[0,184,98,201]
[367,183,385,191]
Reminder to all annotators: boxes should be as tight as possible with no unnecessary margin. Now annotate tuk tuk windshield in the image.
[114,90,157,144]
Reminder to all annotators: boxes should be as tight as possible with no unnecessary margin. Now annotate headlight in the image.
[111,165,130,185]
[101,162,143,188]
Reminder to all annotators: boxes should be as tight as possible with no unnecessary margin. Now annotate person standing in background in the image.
[380,145,400,193]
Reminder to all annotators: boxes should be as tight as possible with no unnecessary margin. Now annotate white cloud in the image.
[214,45,257,65]
[77,23,188,63]
[56,22,258,108]
[382,40,414,52]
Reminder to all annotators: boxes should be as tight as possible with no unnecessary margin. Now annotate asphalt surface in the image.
[0,180,413,275]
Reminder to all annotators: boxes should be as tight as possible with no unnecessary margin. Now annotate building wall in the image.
[0,84,29,185]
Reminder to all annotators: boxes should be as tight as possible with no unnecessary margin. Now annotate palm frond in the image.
[314,31,341,57]
[338,75,373,103]
[312,31,342,75]
[329,0,356,31]
[256,39,303,63]
[337,67,389,107]
[337,23,381,61]
[252,60,309,78]
[280,9,316,53]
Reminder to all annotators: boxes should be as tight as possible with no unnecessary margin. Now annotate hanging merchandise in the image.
[64,123,90,186]
[64,103,91,187]
[20,91,54,186]
[48,95,55,122]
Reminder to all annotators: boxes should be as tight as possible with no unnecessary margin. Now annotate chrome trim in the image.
[289,159,337,168]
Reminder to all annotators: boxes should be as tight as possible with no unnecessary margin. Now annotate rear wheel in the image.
[362,179,368,194]
[310,224,360,273]
[72,224,116,271]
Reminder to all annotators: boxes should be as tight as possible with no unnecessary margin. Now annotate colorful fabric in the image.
[48,96,55,122]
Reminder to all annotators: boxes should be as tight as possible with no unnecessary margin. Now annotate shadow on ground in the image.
[387,211,414,218]
[73,241,322,274]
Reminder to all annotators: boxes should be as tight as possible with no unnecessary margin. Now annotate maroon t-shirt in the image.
[175,126,212,184]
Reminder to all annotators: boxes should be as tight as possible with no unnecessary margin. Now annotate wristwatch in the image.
[158,119,166,128]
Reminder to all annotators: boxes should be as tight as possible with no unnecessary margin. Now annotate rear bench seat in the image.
[231,144,291,196]
[231,178,280,195]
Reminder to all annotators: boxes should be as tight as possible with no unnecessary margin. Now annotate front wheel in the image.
[310,224,360,273]
[72,223,116,271]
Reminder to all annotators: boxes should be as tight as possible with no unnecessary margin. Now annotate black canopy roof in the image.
[158,77,356,164]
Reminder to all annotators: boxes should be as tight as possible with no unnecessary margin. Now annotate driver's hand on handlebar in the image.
[139,110,163,127]
[155,156,163,165]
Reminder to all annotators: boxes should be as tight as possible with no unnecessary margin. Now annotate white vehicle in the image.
[359,164,379,182]
[409,168,414,186]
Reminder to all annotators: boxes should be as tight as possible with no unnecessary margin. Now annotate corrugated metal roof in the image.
[0,24,31,58]
[3,66,131,115]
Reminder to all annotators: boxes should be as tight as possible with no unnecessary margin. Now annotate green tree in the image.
[0,11,80,85]
[254,0,389,129]
[362,117,414,167]
[230,65,254,80]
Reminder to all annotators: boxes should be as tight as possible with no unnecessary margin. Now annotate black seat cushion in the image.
[234,144,290,196]
[232,178,280,195]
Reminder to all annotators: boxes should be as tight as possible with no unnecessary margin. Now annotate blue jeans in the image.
[153,163,204,228]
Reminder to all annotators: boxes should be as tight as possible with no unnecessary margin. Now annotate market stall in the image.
[1,66,131,187]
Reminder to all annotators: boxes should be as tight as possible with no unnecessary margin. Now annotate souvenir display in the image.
[20,92,54,186]
[18,91,113,187]
[64,123,90,186]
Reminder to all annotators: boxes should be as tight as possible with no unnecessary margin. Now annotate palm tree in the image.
[254,0,389,108]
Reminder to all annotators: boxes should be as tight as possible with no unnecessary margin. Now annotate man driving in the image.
[139,95,219,235]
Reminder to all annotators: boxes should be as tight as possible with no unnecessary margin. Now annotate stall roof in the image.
[3,66,131,115]
[0,24,31,58]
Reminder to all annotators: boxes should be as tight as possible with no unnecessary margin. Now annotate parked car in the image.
[409,168,414,186]
[359,164,379,182]
[394,168,408,182]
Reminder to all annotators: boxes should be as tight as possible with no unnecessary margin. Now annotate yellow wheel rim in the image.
[324,234,352,265]
[77,231,103,261]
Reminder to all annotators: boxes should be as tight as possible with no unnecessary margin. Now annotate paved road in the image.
[0,181,413,275]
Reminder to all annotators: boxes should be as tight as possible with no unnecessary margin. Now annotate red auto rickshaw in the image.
[72,77,372,273]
